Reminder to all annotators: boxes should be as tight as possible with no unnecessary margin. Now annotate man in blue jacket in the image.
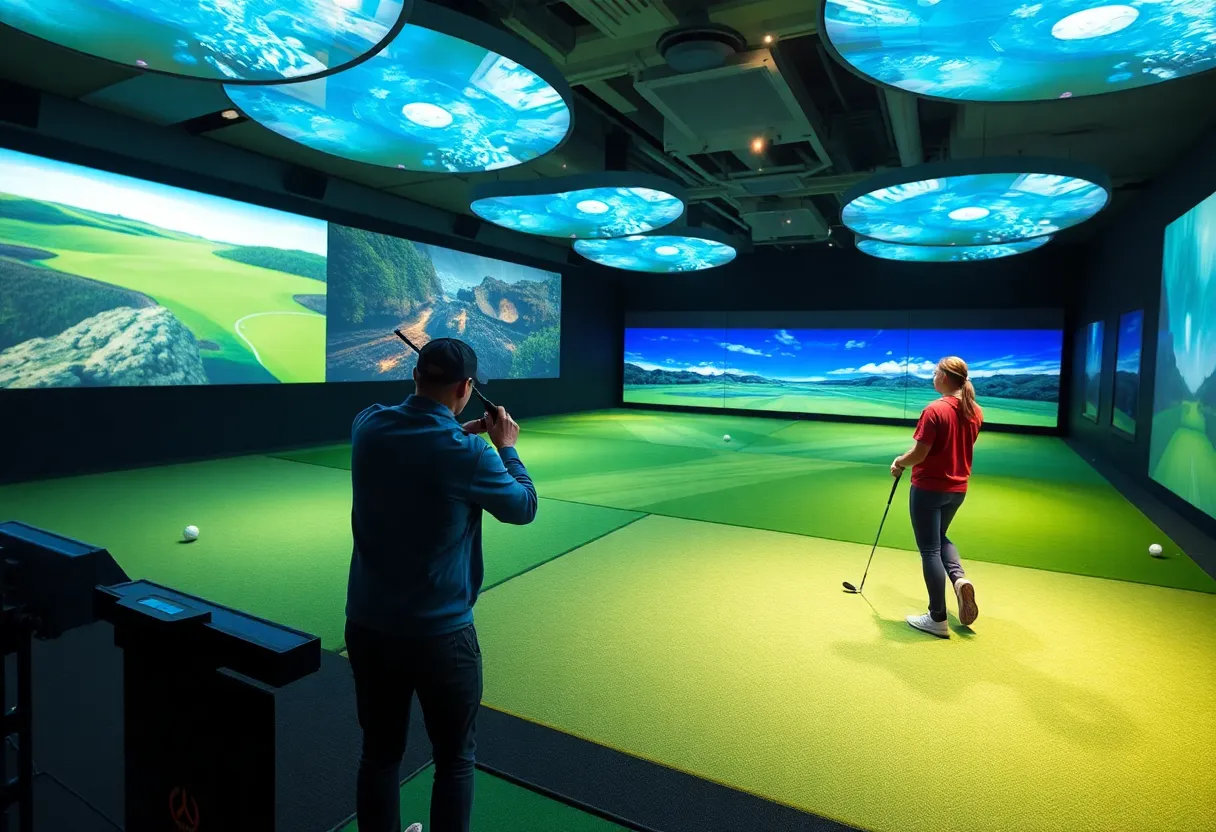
[345,338,537,832]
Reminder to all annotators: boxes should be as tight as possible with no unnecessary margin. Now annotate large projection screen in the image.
[0,148,561,388]
[1150,189,1216,520]
[623,313,1063,428]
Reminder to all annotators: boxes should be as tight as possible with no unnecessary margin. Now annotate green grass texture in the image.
[623,383,1058,427]
[0,456,640,649]
[339,766,627,831]
[275,412,1211,592]
[0,215,325,383]
[476,515,1216,832]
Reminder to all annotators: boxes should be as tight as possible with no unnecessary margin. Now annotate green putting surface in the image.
[476,515,1216,832]
[338,766,627,831]
[0,457,641,649]
[267,411,1213,593]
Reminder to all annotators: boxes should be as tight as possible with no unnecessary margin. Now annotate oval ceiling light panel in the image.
[841,160,1110,246]
[820,0,1216,102]
[574,228,738,273]
[857,236,1053,262]
[225,1,573,172]
[470,173,686,239]
[0,0,412,84]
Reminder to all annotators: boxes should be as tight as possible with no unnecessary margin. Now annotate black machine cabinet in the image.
[95,581,321,832]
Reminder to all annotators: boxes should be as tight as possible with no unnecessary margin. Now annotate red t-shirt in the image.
[911,396,982,493]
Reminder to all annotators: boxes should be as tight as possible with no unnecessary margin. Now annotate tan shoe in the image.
[954,578,978,626]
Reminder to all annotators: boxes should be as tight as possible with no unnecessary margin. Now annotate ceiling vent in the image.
[733,173,806,197]
[563,0,677,39]
[634,48,824,157]
[657,24,746,74]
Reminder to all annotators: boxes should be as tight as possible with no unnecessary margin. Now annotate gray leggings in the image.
[908,485,967,621]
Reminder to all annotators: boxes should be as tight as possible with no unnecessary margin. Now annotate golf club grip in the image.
[392,329,498,412]
[888,468,904,503]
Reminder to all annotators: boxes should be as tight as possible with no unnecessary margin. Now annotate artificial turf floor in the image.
[337,766,627,832]
[476,514,1216,832]
[4,408,1214,831]
[273,410,1214,593]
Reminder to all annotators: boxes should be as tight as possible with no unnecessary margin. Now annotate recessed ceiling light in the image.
[220,109,240,120]
[225,1,573,173]
[469,173,685,239]
[764,34,775,44]
[0,0,414,84]
[574,227,738,273]
[857,236,1054,262]
[820,0,1216,102]
[750,137,766,154]
[841,159,1110,246]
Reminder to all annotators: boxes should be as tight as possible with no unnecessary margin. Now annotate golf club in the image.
[392,329,498,412]
[843,468,903,594]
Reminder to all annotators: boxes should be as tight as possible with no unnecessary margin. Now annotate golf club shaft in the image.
[856,469,903,593]
[392,329,498,411]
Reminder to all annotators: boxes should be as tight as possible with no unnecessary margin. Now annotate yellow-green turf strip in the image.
[338,766,627,831]
[0,456,641,649]
[269,412,1213,593]
[475,515,1216,832]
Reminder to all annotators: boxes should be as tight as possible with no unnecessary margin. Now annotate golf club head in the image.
[842,582,860,594]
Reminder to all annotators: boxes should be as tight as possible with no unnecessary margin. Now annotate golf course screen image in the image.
[1113,310,1144,437]
[0,147,328,388]
[0,148,564,389]
[624,326,1063,426]
[324,225,561,382]
[1083,320,1104,422]
[1150,188,1216,520]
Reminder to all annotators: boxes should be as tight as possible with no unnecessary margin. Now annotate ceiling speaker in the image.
[282,165,328,200]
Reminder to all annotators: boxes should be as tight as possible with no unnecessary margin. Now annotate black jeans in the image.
[345,620,482,832]
[908,485,967,622]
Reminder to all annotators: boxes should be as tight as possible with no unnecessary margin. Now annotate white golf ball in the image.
[1148,543,1162,557]
[723,434,732,442]
[183,525,200,542]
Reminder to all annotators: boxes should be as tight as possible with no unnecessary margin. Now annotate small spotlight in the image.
[763,34,775,45]
[561,163,567,168]
[750,136,766,154]
[221,109,240,120]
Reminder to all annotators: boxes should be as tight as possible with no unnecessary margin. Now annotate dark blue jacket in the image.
[345,395,537,637]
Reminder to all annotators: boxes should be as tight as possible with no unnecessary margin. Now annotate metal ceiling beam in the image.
[683,170,877,202]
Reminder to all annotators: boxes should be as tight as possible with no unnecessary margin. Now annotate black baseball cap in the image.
[416,338,483,385]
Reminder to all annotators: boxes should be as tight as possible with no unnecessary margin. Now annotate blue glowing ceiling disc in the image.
[821,0,1216,103]
[857,236,1053,261]
[841,160,1110,246]
[574,228,738,273]
[0,0,412,84]
[225,2,572,172]
[469,173,686,239]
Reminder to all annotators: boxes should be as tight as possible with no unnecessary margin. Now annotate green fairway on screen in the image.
[1150,189,1216,520]
[0,147,328,388]
[624,326,1063,427]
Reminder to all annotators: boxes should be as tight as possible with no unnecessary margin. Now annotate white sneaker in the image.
[907,613,949,638]
[405,824,422,832]
[954,578,978,626]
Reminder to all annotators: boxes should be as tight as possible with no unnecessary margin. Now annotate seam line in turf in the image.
[480,513,650,594]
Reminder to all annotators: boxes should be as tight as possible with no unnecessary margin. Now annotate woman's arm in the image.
[892,441,932,475]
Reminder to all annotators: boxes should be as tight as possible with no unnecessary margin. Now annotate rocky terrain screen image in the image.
[325,224,561,382]
[624,326,1062,427]
[0,148,328,388]
[1151,189,1216,520]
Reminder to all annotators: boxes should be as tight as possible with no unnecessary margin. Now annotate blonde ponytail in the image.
[938,356,981,423]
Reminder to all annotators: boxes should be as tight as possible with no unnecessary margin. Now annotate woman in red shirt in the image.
[891,356,983,638]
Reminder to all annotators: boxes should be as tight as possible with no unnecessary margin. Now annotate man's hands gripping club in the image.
[462,406,520,450]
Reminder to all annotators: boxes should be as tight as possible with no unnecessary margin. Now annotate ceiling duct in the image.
[633,47,826,158]
[565,0,677,39]
[739,199,831,243]
[657,23,746,74]
[733,173,806,197]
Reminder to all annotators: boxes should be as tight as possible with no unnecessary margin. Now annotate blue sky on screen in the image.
[626,327,1062,381]
[1117,311,1143,373]
[1085,321,1105,376]
[0,148,327,255]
